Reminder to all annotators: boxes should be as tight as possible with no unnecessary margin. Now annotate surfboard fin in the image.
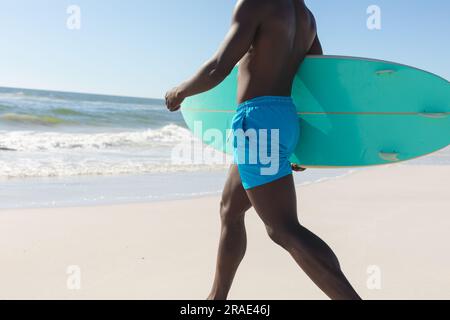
[419,112,448,119]
[379,152,400,162]
[375,69,396,76]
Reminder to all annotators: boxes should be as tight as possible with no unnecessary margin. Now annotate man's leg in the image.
[208,165,252,300]
[245,174,361,300]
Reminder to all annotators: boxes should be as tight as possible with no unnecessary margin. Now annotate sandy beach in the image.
[0,164,449,300]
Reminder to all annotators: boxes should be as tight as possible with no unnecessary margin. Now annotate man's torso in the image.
[237,0,318,103]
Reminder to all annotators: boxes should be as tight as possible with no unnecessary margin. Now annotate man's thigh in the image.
[221,165,252,218]
[244,174,298,227]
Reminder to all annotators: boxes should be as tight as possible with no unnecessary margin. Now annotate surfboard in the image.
[181,56,450,167]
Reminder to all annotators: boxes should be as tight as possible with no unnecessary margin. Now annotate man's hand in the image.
[292,164,307,172]
[165,87,185,112]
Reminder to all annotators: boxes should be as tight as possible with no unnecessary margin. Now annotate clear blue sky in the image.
[0,0,448,99]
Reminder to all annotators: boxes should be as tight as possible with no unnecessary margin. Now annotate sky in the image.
[0,0,449,99]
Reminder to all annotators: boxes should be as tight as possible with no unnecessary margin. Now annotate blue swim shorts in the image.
[231,96,300,190]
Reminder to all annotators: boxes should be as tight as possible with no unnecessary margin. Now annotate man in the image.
[166,0,361,300]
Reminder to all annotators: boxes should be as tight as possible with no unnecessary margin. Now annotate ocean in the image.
[0,87,448,209]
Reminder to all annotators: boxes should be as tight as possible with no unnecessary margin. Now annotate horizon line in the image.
[0,85,165,102]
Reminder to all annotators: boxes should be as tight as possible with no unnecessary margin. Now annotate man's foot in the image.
[206,292,227,300]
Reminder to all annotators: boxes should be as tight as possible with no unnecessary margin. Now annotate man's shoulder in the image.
[235,0,272,15]
[238,0,271,6]
[236,0,295,19]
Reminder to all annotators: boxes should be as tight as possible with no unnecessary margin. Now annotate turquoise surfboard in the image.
[181,56,450,167]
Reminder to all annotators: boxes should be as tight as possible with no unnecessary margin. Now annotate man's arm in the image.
[165,0,264,111]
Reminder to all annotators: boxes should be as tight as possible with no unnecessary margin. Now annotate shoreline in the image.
[0,167,357,210]
[1,164,449,299]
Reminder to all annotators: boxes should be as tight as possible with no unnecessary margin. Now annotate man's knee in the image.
[266,223,300,248]
[220,199,248,225]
